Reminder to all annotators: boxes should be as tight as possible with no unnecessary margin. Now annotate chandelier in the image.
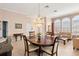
[33,3,44,26]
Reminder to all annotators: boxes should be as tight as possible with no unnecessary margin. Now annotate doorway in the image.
[2,21,8,38]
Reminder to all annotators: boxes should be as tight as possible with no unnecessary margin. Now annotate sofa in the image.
[56,32,71,45]
[72,35,79,49]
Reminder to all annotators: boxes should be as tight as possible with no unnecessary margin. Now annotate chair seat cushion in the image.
[29,45,39,52]
[42,43,58,54]
[42,46,52,54]
[61,37,68,40]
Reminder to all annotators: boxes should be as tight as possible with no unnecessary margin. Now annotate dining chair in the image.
[29,31,35,39]
[42,36,59,56]
[6,36,12,43]
[23,35,39,56]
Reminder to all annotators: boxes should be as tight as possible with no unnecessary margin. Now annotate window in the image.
[62,18,70,33]
[72,15,79,35]
[54,19,61,34]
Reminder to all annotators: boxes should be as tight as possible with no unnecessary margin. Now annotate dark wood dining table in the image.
[27,36,55,56]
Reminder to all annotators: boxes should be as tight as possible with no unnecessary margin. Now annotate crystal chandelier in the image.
[33,3,44,25]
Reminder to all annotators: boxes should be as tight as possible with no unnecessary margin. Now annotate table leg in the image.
[15,36,17,41]
[38,46,41,56]
[63,40,66,45]
[20,35,22,40]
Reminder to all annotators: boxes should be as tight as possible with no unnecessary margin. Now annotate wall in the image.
[0,9,32,36]
[46,17,52,32]
[0,9,52,37]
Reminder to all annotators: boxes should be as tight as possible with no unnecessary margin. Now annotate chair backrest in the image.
[23,35,29,52]
[51,36,59,55]
[29,31,35,38]
[6,36,12,44]
[60,32,71,39]
[72,35,79,39]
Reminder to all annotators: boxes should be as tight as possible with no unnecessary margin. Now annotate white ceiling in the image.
[0,3,79,18]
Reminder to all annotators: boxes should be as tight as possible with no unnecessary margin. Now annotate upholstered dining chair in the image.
[42,36,59,56]
[6,36,12,43]
[29,31,35,39]
[23,35,39,56]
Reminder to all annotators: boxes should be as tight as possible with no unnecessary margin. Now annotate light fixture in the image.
[54,10,57,12]
[32,3,48,36]
[33,3,45,35]
[33,3,44,25]
[45,5,49,8]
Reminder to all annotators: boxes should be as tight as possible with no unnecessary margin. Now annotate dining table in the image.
[27,35,55,56]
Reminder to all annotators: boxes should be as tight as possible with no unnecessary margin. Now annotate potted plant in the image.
[37,32,41,41]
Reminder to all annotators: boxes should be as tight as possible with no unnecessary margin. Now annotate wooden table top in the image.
[28,36,55,46]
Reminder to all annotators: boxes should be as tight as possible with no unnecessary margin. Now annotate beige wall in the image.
[0,9,52,37]
[0,9,32,36]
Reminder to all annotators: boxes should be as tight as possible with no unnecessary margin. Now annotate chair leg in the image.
[24,50,29,56]
[56,52,58,56]
[41,51,43,56]
[51,54,53,56]
[63,40,66,45]
[24,50,26,56]
[27,52,29,56]
[73,47,75,50]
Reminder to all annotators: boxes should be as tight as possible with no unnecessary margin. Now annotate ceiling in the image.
[0,3,79,18]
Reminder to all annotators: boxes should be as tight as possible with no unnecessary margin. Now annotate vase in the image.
[38,35,41,41]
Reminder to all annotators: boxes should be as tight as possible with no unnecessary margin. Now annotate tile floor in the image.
[11,37,79,56]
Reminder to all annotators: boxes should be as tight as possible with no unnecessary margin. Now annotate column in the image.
[69,16,73,39]
[44,17,46,34]
[51,18,54,36]
[60,18,62,34]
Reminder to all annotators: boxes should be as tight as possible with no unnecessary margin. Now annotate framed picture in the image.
[15,23,22,29]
